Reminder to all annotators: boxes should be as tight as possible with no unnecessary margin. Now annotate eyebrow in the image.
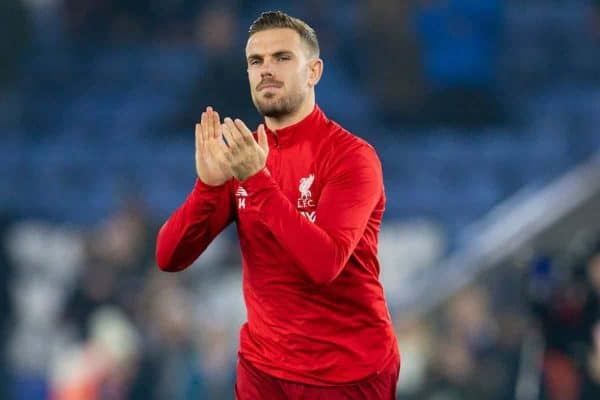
[247,50,294,62]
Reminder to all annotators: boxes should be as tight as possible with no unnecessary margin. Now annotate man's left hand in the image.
[222,118,269,182]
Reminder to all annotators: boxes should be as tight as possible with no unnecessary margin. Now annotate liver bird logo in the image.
[299,174,314,200]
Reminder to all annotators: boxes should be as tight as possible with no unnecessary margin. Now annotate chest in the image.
[234,144,328,221]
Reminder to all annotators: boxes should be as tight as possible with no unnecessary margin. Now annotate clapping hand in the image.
[195,106,233,186]
[221,118,269,182]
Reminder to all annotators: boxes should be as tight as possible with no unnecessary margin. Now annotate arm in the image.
[156,179,234,272]
[243,146,383,285]
[156,106,235,272]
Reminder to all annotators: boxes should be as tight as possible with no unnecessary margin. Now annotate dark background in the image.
[1,0,599,399]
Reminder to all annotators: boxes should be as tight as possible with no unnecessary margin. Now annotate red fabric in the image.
[156,105,399,385]
[235,352,400,400]
[543,351,581,400]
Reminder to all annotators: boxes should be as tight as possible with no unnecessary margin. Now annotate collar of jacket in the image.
[264,104,328,148]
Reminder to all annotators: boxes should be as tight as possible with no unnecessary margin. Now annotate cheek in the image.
[286,68,306,89]
[296,66,310,88]
[247,71,258,86]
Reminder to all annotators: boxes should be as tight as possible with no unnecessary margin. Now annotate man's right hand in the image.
[195,106,232,186]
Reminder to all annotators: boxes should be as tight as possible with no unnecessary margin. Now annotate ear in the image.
[307,58,323,88]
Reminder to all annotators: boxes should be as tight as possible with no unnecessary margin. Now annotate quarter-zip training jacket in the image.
[156,105,399,385]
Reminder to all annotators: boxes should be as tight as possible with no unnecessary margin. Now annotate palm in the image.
[195,108,232,186]
[196,136,231,186]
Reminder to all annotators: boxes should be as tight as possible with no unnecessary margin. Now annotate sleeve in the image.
[156,179,235,272]
[242,145,383,285]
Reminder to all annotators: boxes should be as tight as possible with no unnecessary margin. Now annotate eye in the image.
[277,55,290,61]
[249,59,261,66]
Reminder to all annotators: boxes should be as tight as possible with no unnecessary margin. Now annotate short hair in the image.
[248,11,320,57]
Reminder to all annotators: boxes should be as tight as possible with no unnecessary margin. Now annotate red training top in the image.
[156,105,399,385]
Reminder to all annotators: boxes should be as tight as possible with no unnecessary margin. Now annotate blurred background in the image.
[0,0,599,399]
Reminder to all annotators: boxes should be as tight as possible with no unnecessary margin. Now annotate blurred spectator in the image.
[394,315,433,398]
[394,281,525,400]
[582,246,600,398]
[423,287,499,399]
[358,0,426,126]
[0,0,32,90]
[50,306,141,400]
[160,5,259,135]
[533,276,587,399]
[425,338,482,399]
[528,244,600,400]
[56,194,240,398]
[135,274,208,399]
[63,198,154,340]
[6,220,86,400]
[414,0,505,127]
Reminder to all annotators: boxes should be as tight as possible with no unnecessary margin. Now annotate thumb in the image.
[257,124,269,154]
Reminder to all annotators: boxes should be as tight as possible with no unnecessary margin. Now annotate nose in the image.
[260,70,274,80]
[258,57,276,77]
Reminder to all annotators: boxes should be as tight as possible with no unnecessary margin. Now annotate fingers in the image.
[199,111,263,160]
[257,124,269,154]
[204,106,222,141]
[221,121,236,150]
[195,123,202,152]
[207,125,229,153]
[204,123,230,169]
[200,106,221,141]
[223,118,244,148]
[200,111,208,142]
[198,107,227,159]
[205,107,214,140]
[212,144,231,167]
[211,110,221,139]
[234,119,255,145]
[223,117,258,149]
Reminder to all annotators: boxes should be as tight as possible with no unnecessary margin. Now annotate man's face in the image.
[246,28,314,118]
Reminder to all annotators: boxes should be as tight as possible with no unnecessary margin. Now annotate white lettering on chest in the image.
[297,174,316,209]
[301,211,316,223]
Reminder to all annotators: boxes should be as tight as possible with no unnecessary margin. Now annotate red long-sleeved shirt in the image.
[156,105,399,385]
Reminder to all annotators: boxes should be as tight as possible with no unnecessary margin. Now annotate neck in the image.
[264,91,315,131]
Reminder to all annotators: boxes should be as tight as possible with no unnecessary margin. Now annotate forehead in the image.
[246,28,304,56]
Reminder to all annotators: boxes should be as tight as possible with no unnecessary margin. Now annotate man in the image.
[156,11,400,399]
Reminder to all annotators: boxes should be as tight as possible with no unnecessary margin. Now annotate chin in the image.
[256,99,279,112]
[258,104,289,118]
[261,92,280,100]
[258,107,282,118]
[253,92,303,118]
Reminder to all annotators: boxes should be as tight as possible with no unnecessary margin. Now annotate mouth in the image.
[258,82,283,91]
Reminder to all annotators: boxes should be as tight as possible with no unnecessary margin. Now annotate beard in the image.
[252,89,306,118]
